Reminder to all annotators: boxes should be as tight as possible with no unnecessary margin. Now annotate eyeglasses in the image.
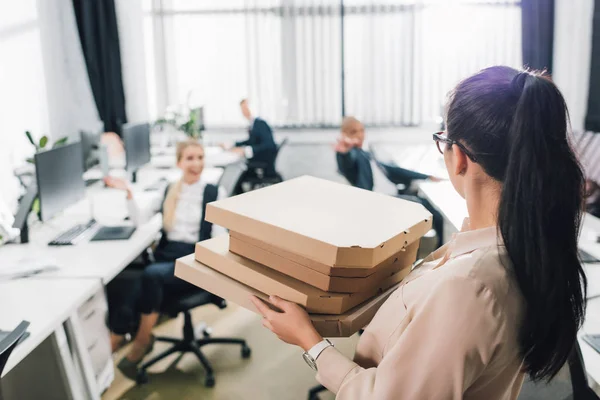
[432,132,478,162]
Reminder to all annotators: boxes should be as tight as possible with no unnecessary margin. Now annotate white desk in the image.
[391,144,449,180]
[0,155,227,398]
[151,145,241,169]
[0,278,100,376]
[418,181,467,238]
[133,165,224,188]
[580,213,600,261]
[580,297,600,387]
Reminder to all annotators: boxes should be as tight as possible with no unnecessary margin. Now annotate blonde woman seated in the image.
[104,140,226,378]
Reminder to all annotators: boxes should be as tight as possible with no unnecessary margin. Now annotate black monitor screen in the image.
[80,130,101,171]
[35,142,86,221]
[123,123,151,174]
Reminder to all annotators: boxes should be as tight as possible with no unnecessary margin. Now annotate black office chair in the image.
[565,341,600,400]
[135,292,251,388]
[238,138,288,193]
[369,145,423,196]
[0,320,30,400]
[0,321,29,377]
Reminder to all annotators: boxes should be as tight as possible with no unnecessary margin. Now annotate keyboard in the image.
[85,178,101,187]
[48,220,99,246]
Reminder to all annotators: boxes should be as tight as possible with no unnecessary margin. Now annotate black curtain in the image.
[73,0,127,135]
[586,0,600,132]
[521,0,555,73]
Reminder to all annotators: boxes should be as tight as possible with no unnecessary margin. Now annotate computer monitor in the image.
[122,122,151,181]
[35,142,86,222]
[80,129,102,171]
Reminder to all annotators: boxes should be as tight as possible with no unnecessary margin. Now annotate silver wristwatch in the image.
[302,339,334,371]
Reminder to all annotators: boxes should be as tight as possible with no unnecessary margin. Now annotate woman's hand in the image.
[250,295,323,351]
[104,177,133,199]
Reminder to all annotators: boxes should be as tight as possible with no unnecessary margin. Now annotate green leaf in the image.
[26,157,35,164]
[52,137,68,148]
[32,198,40,217]
[25,131,36,146]
[39,136,48,148]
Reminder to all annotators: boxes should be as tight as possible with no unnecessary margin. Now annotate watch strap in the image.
[308,339,333,363]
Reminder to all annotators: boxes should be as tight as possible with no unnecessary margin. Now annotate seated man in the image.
[229,99,278,176]
[335,116,444,245]
[335,117,374,190]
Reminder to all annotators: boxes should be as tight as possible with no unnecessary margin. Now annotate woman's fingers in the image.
[268,295,292,311]
[250,295,276,319]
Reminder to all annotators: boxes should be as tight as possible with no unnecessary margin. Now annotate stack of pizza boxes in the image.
[176,176,432,337]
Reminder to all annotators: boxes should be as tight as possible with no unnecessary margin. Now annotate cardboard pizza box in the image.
[205,175,432,273]
[194,235,410,314]
[228,231,419,292]
[175,254,401,337]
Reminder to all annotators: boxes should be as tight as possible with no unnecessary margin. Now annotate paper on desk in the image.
[0,254,59,281]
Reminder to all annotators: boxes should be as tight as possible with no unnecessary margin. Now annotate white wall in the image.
[553,0,594,132]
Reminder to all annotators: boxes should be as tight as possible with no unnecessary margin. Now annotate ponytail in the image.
[446,66,586,381]
[499,72,586,380]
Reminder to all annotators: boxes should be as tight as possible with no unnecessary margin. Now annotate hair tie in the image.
[511,71,533,97]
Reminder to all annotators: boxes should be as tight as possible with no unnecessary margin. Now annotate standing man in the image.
[227,99,278,176]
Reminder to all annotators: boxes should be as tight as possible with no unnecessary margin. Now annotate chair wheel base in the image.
[205,374,215,388]
[136,370,148,385]
[241,345,251,359]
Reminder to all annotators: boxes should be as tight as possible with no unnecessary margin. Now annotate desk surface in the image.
[0,165,223,283]
[151,146,241,169]
[0,278,100,377]
[390,144,449,179]
[418,181,467,232]
[418,181,600,259]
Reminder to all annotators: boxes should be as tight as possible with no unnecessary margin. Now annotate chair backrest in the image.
[218,162,248,197]
[369,145,404,185]
[0,320,30,376]
[568,341,600,400]
[275,138,289,161]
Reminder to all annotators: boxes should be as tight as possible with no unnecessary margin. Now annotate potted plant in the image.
[24,130,68,163]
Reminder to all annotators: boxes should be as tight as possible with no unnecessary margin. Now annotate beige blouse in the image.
[316,226,526,399]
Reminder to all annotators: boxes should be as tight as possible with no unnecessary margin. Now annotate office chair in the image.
[0,321,29,375]
[0,321,30,394]
[238,138,288,193]
[369,145,423,196]
[565,341,600,400]
[135,291,250,388]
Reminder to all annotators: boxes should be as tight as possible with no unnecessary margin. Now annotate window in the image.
[0,0,49,207]
[143,0,521,128]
